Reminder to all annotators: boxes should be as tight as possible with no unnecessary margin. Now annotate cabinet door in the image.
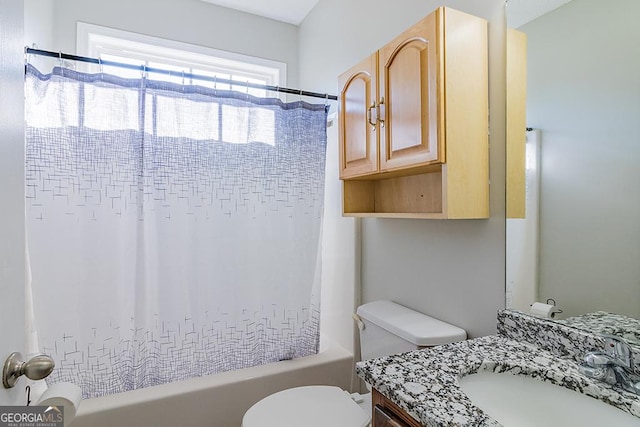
[372,390,422,427]
[338,53,378,179]
[378,9,443,172]
[374,405,408,427]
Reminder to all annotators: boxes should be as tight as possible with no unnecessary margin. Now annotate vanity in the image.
[356,310,640,426]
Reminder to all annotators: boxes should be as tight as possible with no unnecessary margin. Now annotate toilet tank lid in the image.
[356,301,466,346]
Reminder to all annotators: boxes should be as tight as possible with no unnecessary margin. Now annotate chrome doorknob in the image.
[2,352,55,388]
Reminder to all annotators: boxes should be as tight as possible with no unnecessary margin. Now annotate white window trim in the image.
[76,22,287,87]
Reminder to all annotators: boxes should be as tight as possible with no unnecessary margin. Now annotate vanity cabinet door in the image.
[372,389,422,427]
[374,405,408,427]
[378,9,443,172]
[338,53,379,179]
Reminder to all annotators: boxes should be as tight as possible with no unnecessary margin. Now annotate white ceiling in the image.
[199,0,319,25]
[199,0,573,28]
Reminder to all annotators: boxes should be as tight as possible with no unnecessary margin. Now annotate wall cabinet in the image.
[338,7,489,219]
[506,28,528,219]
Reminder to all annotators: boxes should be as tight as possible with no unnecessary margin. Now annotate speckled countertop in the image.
[356,320,640,426]
[560,311,640,346]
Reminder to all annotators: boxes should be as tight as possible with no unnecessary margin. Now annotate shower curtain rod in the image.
[25,47,338,101]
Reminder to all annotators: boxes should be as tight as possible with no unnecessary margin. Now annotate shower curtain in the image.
[24,64,327,398]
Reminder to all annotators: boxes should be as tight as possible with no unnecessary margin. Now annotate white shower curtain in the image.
[25,64,327,398]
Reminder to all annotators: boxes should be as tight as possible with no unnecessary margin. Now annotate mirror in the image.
[505,0,640,339]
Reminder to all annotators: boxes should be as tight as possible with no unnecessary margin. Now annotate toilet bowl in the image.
[242,301,466,427]
[242,385,371,427]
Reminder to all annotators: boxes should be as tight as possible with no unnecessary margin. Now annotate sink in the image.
[459,371,640,427]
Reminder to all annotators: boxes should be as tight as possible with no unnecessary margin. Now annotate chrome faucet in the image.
[579,335,640,395]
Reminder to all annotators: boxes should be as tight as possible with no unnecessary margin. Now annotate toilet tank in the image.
[356,300,467,360]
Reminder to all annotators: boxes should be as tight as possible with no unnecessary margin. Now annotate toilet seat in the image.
[242,385,371,427]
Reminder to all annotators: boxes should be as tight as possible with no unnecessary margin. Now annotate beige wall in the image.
[300,0,507,339]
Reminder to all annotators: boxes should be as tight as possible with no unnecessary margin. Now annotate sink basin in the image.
[459,371,640,427]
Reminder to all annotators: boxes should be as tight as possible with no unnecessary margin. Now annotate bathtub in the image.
[72,340,354,427]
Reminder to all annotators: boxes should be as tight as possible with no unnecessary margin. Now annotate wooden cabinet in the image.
[372,389,422,427]
[338,7,489,219]
[506,28,528,219]
[378,10,441,172]
[338,54,378,178]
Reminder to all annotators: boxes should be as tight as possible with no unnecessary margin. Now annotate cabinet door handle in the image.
[367,102,378,129]
[378,97,386,128]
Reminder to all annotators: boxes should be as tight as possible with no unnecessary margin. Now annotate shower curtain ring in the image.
[58,51,64,76]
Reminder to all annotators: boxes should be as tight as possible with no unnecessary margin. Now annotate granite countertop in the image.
[356,335,640,427]
[559,311,640,346]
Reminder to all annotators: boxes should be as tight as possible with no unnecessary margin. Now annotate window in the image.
[77,22,286,97]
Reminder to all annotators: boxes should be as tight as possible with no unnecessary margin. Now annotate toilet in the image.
[242,300,466,427]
